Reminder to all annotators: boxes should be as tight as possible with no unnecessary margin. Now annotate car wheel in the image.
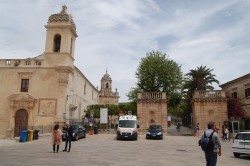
[83,133,86,138]
[75,135,79,141]
[146,136,149,139]
[233,152,240,158]
[117,136,120,140]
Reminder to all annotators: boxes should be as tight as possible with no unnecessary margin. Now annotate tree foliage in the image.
[227,96,245,119]
[182,65,220,125]
[136,51,183,93]
[183,65,219,95]
[128,51,184,110]
[85,103,137,118]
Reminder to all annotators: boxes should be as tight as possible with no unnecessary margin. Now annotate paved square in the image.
[0,134,249,166]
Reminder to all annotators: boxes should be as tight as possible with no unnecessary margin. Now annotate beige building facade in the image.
[192,90,228,132]
[220,73,250,130]
[98,70,119,105]
[0,6,99,138]
[137,92,168,133]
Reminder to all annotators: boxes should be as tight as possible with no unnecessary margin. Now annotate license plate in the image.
[153,135,156,137]
[124,136,128,138]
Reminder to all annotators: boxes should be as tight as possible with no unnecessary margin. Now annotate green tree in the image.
[183,65,219,95]
[182,65,220,125]
[129,51,184,111]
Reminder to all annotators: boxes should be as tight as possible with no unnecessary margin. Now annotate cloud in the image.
[1,0,250,102]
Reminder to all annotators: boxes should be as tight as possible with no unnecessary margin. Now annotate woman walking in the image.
[51,124,62,153]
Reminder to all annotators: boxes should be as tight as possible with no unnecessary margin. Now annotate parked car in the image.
[232,131,250,158]
[62,124,86,141]
[146,125,163,140]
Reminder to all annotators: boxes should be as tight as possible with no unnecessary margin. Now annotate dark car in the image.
[62,124,86,141]
[146,125,163,140]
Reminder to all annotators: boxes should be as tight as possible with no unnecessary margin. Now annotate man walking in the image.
[62,123,73,152]
[202,122,221,166]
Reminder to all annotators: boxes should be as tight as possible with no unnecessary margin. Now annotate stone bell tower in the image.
[99,70,119,105]
[44,5,77,68]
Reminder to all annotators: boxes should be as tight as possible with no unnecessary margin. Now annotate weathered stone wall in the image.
[192,90,228,134]
[137,92,168,133]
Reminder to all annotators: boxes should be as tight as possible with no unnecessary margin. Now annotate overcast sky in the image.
[1,0,250,102]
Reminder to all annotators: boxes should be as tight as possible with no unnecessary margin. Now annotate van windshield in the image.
[119,120,136,128]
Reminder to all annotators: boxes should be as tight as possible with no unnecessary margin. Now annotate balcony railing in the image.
[193,90,226,99]
[137,92,167,100]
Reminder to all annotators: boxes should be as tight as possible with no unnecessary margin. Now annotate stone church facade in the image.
[0,6,99,138]
[98,70,119,105]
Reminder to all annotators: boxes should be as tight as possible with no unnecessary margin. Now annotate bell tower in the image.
[44,5,77,67]
[99,70,120,105]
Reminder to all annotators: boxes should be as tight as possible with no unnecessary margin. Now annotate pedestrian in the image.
[62,123,73,152]
[224,126,229,141]
[194,123,200,137]
[201,122,222,166]
[213,124,219,134]
[221,125,225,140]
[51,124,62,153]
[176,122,181,132]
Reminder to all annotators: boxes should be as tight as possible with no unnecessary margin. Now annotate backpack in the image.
[198,131,214,151]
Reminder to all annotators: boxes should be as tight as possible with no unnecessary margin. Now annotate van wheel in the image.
[233,153,240,158]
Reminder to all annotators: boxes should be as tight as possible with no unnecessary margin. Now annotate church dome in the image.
[48,5,76,29]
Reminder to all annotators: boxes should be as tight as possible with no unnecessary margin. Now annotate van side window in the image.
[245,134,250,140]
[235,134,244,140]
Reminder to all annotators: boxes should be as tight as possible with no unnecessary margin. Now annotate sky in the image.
[0,0,250,102]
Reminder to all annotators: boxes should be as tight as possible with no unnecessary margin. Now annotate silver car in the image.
[232,132,250,158]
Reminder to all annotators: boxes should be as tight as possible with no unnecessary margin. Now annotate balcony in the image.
[193,90,226,99]
[137,92,167,100]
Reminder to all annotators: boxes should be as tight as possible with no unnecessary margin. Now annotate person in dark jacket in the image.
[62,123,73,152]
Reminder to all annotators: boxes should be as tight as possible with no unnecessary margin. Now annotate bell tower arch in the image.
[44,5,77,67]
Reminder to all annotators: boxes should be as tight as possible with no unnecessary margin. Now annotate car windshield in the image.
[71,125,79,129]
[149,125,162,131]
[119,120,136,128]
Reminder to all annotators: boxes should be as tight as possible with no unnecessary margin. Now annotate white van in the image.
[232,132,250,157]
[116,115,139,140]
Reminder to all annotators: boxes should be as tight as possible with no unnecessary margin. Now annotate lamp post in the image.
[64,95,69,122]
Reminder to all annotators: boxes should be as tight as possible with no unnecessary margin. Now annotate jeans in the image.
[64,136,72,151]
[205,151,217,166]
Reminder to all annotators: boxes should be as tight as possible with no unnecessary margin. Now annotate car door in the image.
[233,133,245,151]
[244,133,250,154]
[78,125,84,138]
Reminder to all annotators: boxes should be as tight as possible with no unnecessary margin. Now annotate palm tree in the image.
[183,65,219,96]
[181,66,220,126]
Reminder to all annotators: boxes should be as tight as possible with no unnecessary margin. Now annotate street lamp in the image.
[64,95,69,122]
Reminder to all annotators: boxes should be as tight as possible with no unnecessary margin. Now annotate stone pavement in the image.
[0,133,249,166]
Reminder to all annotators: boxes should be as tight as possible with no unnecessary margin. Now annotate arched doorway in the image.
[14,109,28,137]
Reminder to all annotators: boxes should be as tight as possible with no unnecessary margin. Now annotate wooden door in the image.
[14,109,28,137]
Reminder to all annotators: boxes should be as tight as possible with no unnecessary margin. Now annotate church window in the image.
[106,83,109,89]
[70,38,73,55]
[84,82,86,95]
[53,34,61,52]
[25,61,30,65]
[21,79,29,92]
[245,88,250,98]
[5,60,11,65]
[231,92,237,98]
